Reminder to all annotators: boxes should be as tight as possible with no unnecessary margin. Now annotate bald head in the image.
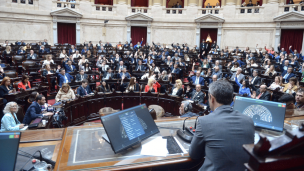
[237,68,242,74]
[260,85,267,93]
[196,84,201,92]
[212,75,217,82]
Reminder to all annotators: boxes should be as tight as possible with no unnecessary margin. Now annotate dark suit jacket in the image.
[171,88,183,97]
[189,105,254,171]
[39,49,48,53]
[58,73,73,87]
[119,72,131,79]
[189,91,204,104]
[77,85,92,97]
[256,89,271,101]
[135,65,146,71]
[27,54,37,59]
[170,67,181,75]
[250,76,261,91]
[103,72,114,79]
[191,76,204,86]
[116,65,126,71]
[76,73,88,82]
[282,72,295,83]
[63,61,77,73]
[42,70,55,77]
[0,85,12,98]
[23,101,43,125]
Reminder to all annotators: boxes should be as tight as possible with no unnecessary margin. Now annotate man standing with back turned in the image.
[189,80,254,171]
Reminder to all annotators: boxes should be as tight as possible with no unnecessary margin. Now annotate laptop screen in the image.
[234,97,286,132]
[0,132,21,171]
[101,104,159,154]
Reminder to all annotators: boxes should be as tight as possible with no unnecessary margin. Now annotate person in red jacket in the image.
[145,78,160,93]
[18,75,31,90]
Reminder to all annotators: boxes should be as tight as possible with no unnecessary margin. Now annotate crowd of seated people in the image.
[1,37,304,127]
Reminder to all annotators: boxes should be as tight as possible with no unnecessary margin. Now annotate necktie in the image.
[70,66,73,71]
[81,75,83,81]
[284,73,289,79]
[192,92,198,100]
[195,77,199,84]
[84,87,87,95]
[172,69,175,73]
[257,93,262,99]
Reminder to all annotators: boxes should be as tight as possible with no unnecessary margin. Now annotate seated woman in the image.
[147,62,160,73]
[141,70,156,80]
[125,77,140,93]
[229,62,240,73]
[158,70,169,81]
[1,102,24,132]
[264,65,277,76]
[0,77,16,103]
[59,49,68,58]
[250,59,258,67]
[269,76,281,90]
[86,50,92,58]
[42,55,55,68]
[18,75,31,90]
[235,76,251,97]
[55,83,76,102]
[263,59,271,69]
[200,59,210,68]
[98,81,111,92]
[78,55,89,69]
[171,79,183,97]
[145,78,161,93]
[281,77,298,94]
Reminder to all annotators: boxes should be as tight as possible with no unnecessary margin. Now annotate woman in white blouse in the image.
[268,76,281,90]
[42,55,54,68]
[215,2,220,8]
[141,71,156,80]
[264,65,277,76]
[78,55,89,67]
[147,62,160,73]
[60,49,68,58]
[1,102,24,132]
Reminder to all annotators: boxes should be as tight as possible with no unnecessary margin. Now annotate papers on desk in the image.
[20,126,28,131]
[140,137,168,157]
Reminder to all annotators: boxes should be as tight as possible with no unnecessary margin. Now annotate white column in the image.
[196,23,200,47]
[302,30,304,56]
[217,23,222,48]
[53,17,58,44]
[147,21,151,44]
[76,18,81,44]
[274,22,281,49]
[127,21,131,42]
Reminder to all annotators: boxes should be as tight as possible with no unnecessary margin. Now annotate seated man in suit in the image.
[76,69,88,82]
[23,95,54,125]
[175,2,182,8]
[176,49,184,58]
[205,3,212,8]
[119,68,131,79]
[210,75,218,84]
[280,60,290,72]
[42,39,48,46]
[58,68,73,87]
[189,80,254,171]
[251,85,270,101]
[165,56,172,65]
[213,60,222,71]
[249,70,261,91]
[27,50,37,59]
[171,64,181,75]
[282,66,295,83]
[39,45,48,53]
[98,60,109,75]
[135,60,146,71]
[230,68,245,82]
[191,71,204,86]
[116,61,126,71]
[77,80,92,97]
[63,59,77,73]
[98,46,107,54]
[16,40,26,46]
[187,84,205,104]
[179,101,198,118]
[172,53,180,61]
[212,66,223,79]
[103,67,114,80]
[105,42,112,47]
[247,0,253,6]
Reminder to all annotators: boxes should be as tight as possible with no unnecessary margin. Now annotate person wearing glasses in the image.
[1,102,24,132]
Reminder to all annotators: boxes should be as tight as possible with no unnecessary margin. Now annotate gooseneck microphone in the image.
[177,117,193,143]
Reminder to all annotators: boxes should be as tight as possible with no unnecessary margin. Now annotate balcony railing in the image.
[93,4,116,13]
[198,8,223,15]
[12,0,33,5]
[54,1,80,10]
[164,8,186,15]
[279,4,304,13]
[237,6,264,14]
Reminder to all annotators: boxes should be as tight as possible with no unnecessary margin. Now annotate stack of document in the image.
[141,137,168,157]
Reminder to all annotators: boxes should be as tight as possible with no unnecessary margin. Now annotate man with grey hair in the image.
[212,66,222,79]
[189,80,254,171]
[249,70,261,91]
[230,68,244,82]
[179,101,198,118]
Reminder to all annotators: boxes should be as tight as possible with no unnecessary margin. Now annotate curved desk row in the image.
[60,91,205,127]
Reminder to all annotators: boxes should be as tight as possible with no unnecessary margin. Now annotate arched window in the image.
[131,0,149,7]
[166,0,184,8]
[95,0,113,5]
[203,0,221,8]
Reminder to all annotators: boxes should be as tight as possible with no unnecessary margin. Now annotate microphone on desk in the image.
[176,117,193,143]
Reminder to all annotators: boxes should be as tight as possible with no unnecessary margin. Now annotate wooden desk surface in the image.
[20,128,65,143]
[54,119,194,171]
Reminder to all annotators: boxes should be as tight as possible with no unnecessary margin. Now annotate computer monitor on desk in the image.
[0,132,21,171]
[101,104,159,154]
[234,97,286,132]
